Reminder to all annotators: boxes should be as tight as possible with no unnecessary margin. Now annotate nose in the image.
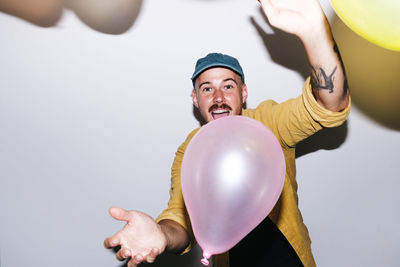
[213,89,225,103]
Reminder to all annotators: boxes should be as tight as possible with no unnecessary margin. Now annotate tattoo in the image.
[310,65,337,93]
[334,42,349,94]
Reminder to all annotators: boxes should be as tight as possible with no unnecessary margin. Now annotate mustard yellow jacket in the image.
[157,78,351,267]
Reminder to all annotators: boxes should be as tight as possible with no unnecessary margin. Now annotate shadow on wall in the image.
[0,0,143,34]
[250,7,310,80]
[296,121,348,159]
[331,15,400,130]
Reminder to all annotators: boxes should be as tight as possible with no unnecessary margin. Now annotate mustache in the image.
[208,104,232,113]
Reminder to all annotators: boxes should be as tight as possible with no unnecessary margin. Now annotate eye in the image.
[224,83,236,90]
[203,87,212,92]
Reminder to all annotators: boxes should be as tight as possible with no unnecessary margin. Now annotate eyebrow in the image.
[198,81,211,89]
[223,78,238,85]
[198,78,238,89]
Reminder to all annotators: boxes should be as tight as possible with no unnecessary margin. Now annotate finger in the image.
[116,247,132,261]
[127,258,138,267]
[132,254,144,265]
[146,248,160,263]
[259,0,277,17]
[104,236,121,249]
[262,0,292,10]
[258,0,297,30]
[258,0,273,9]
[109,207,133,222]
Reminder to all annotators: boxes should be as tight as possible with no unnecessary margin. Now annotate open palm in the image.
[104,207,167,266]
[259,0,327,40]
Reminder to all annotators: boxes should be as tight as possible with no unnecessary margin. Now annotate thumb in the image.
[109,206,134,222]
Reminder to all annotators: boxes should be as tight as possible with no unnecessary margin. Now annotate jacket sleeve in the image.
[243,77,351,148]
[156,128,199,254]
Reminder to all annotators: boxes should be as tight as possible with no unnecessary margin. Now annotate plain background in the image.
[1,0,399,266]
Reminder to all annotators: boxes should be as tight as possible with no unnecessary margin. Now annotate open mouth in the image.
[211,108,230,120]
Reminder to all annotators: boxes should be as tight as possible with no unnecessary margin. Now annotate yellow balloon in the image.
[330,0,400,51]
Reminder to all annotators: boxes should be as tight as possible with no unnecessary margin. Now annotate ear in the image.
[241,84,248,103]
[192,89,199,108]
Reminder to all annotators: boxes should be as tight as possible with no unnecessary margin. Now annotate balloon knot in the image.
[200,258,209,266]
[200,251,211,266]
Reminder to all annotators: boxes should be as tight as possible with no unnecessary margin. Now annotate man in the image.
[104,0,350,266]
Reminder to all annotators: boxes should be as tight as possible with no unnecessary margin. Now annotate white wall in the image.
[1,0,399,266]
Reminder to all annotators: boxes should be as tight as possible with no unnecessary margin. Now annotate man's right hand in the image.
[104,207,167,267]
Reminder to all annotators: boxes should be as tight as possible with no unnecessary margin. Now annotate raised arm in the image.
[259,0,350,112]
[104,207,189,267]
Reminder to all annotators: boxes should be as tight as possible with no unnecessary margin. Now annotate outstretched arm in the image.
[259,0,350,112]
[104,207,190,267]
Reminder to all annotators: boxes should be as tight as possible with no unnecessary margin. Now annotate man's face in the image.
[192,67,248,123]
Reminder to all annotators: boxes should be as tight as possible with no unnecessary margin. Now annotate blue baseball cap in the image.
[191,53,245,86]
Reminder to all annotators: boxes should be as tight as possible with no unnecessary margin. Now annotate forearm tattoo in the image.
[310,65,337,93]
[310,42,349,95]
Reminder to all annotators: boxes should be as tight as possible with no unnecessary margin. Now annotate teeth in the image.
[212,109,228,114]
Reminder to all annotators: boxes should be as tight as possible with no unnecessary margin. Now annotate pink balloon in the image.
[181,116,286,265]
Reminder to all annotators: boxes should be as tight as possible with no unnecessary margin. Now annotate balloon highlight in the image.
[181,116,286,265]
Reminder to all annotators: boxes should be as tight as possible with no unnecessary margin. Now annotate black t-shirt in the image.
[229,217,304,267]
